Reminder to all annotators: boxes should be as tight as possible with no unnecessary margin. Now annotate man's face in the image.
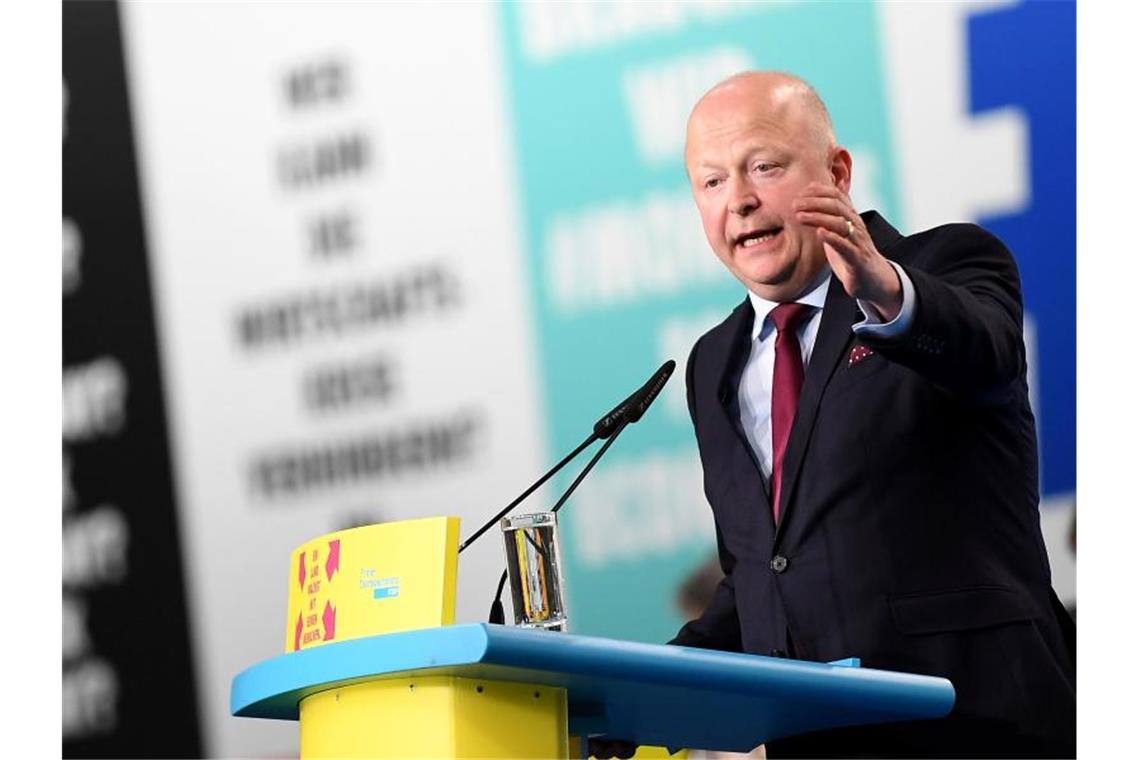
[685,85,845,302]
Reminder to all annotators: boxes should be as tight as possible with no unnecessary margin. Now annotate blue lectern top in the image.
[231,623,954,752]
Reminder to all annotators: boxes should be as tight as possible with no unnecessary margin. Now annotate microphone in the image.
[591,360,674,438]
[592,386,642,440]
[549,360,673,516]
[481,360,676,624]
[628,360,675,424]
[458,360,675,554]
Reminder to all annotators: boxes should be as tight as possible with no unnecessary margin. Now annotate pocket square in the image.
[848,344,875,367]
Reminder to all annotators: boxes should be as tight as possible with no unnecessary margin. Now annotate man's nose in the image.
[728,177,759,216]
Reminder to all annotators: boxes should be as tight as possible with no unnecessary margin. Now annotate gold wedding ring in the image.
[844,219,854,238]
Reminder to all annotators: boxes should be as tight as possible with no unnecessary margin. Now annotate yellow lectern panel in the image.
[285,517,459,652]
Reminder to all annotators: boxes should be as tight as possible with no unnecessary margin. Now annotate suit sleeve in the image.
[667,336,744,652]
[859,224,1027,401]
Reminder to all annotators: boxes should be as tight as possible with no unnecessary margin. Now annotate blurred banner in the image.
[62,2,202,756]
[62,1,1075,757]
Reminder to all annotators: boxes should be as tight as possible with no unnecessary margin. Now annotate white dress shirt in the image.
[738,261,916,481]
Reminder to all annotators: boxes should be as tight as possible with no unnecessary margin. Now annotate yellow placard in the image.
[285,516,459,652]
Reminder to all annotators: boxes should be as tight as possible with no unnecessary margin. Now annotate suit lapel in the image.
[713,298,774,509]
[772,210,905,543]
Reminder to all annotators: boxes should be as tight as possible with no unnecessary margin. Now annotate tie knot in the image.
[769,302,814,333]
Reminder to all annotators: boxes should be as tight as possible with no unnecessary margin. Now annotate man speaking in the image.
[596,71,1075,758]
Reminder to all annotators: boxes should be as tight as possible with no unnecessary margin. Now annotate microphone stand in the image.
[488,416,632,624]
[552,416,630,514]
[470,359,675,624]
[458,431,598,554]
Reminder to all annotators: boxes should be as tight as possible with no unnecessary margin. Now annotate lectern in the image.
[231,518,954,758]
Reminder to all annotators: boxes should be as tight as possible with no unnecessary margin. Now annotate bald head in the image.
[682,69,853,302]
[686,71,836,166]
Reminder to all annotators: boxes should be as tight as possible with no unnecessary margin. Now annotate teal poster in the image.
[501,2,901,641]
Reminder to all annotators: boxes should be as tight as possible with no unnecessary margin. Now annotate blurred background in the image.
[61,1,1075,757]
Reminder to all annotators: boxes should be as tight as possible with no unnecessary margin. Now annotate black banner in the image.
[63,1,202,756]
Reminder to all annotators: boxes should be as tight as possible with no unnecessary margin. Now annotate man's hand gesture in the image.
[793,182,902,321]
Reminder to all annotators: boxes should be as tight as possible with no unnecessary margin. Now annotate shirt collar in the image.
[747,267,831,340]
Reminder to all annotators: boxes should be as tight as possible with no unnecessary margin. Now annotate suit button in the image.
[770,555,788,574]
[769,648,787,658]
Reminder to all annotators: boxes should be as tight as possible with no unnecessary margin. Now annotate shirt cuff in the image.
[853,260,915,338]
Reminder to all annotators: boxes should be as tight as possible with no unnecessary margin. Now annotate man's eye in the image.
[704,177,722,189]
[753,162,775,173]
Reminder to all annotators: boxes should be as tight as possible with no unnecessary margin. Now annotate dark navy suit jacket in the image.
[670,211,1075,757]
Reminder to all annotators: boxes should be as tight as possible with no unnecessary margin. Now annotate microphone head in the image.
[629,360,675,422]
[592,360,676,438]
[593,386,641,439]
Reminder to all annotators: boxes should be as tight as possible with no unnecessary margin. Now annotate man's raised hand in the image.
[793,182,902,321]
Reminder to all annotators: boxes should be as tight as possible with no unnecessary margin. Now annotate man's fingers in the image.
[817,226,862,267]
[795,210,856,240]
[793,195,849,217]
[796,182,881,301]
[800,181,853,207]
[797,183,857,220]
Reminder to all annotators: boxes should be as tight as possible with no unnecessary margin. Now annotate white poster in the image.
[122,3,546,754]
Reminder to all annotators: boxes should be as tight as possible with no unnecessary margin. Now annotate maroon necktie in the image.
[769,302,814,523]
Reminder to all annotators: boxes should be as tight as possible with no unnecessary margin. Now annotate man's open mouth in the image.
[736,226,783,249]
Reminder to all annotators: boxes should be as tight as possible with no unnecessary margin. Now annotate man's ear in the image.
[829,146,853,194]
